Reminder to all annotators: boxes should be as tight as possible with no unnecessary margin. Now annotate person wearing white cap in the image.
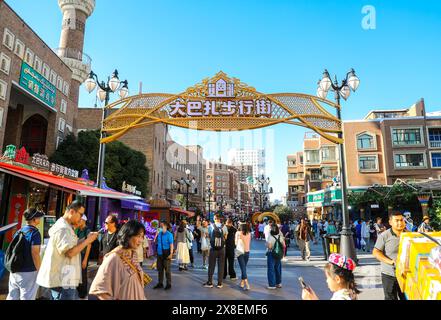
[75,214,91,300]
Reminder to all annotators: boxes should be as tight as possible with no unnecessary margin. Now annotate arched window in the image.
[357,133,376,150]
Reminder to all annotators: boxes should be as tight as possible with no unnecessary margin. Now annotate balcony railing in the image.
[430,140,441,148]
[55,47,92,67]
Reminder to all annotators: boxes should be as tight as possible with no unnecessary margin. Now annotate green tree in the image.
[50,130,149,197]
[273,205,293,222]
[428,198,441,231]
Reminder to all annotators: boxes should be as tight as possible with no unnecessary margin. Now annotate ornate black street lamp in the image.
[317,68,360,263]
[205,183,214,219]
[253,174,273,212]
[173,169,197,211]
[84,70,129,229]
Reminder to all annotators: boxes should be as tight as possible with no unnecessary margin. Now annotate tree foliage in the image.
[50,130,149,197]
[273,205,293,222]
[429,198,441,230]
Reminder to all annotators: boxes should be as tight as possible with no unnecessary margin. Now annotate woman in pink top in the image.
[235,223,251,291]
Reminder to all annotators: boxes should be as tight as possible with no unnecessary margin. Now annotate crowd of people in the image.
[3,200,437,301]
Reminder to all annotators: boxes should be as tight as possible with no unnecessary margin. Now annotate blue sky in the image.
[7,0,441,200]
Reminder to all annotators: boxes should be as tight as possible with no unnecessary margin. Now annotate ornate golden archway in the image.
[100,71,342,144]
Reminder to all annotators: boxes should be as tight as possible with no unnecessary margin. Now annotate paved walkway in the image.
[143,238,384,300]
[0,238,384,300]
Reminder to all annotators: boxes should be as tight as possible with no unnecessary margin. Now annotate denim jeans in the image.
[51,287,78,300]
[237,252,250,280]
[267,252,282,287]
[7,271,39,300]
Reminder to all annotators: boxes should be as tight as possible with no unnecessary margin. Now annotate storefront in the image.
[0,156,141,250]
[306,187,342,221]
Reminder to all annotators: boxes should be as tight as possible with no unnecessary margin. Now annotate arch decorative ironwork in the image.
[101,71,342,144]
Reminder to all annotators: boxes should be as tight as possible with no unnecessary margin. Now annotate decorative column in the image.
[417,193,431,218]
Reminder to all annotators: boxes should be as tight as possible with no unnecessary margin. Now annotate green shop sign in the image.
[307,188,342,207]
[19,61,56,108]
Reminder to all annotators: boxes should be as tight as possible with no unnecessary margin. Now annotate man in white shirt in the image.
[36,201,98,300]
[264,220,273,242]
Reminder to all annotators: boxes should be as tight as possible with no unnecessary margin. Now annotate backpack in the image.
[271,234,284,260]
[210,225,225,250]
[4,230,27,273]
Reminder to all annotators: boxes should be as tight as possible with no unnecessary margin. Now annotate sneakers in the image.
[267,286,276,290]
[276,284,282,288]
[245,282,250,291]
[216,283,223,289]
[164,284,172,290]
[153,283,164,289]
[203,282,214,288]
[230,277,237,281]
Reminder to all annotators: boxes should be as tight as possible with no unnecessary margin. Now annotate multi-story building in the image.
[287,152,305,208]
[76,108,168,199]
[0,0,94,155]
[206,159,232,212]
[227,148,265,180]
[344,98,441,186]
[165,141,206,211]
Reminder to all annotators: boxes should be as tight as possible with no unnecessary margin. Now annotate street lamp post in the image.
[174,169,197,212]
[253,174,273,212]
[84,70,129,230]
[205,184,213,220]
[317,68,360,263]
[217,194,226,214]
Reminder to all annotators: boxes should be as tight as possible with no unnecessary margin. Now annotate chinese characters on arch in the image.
[169,99,273,118]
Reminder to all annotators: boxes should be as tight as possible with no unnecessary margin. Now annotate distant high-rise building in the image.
[228,148,265,180]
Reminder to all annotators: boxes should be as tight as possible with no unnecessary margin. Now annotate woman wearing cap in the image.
[75,214,91,300]
[418,216,434,233]
[302,253,360,300]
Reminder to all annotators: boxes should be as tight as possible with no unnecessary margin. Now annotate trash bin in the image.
[327,235,341,255]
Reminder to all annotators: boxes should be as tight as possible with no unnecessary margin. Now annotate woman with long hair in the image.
[175,220,190,271]
[235,222,252,291]
[266,224,285,290]
[302,253,360,300]
[89,220,147,300]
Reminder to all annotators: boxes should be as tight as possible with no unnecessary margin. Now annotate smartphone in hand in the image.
[298,277,310,290]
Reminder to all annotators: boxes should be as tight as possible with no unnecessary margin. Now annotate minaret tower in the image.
[57,0,95,105]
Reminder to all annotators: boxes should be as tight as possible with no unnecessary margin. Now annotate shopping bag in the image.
[360,238,366,246]
[201,237,210,251]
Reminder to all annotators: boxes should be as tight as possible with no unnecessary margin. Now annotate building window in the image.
[56,136,64,149]
[60,99,67,114]
[0,53,11,75]
[392,128,423,146]
[321,146,336,161]
[431,152,441,168]
[50,70,57,85]
[2,28,14,50]
[24,48,34,65]
[33,56,42,73]
[58,118,66,133]
[321,167,338,179]
[358,155,378,172]
[357,133,376,150]
[0,107,4,127]
[56,76,63,91]
[428,128,441,148]
[0,79,7,100]
[310,169,320,181]
[42,63,50,79]
[305,150,320,164]
[63,82,69,96]
[14,38,25,59]
[394,153,426,169]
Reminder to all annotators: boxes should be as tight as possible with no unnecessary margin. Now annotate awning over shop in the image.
[170,207,195,217]
[121,199,150,212]
[0,162,141,200]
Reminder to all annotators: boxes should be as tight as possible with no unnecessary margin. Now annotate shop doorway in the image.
[20,114,48,155]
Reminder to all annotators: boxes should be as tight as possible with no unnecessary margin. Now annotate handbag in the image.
[118,253,152,287]
[201,236,209,251]
[235,234,245,258]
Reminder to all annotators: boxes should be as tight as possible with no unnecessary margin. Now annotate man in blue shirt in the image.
[7,208,44,300]
[153,221,174,290]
